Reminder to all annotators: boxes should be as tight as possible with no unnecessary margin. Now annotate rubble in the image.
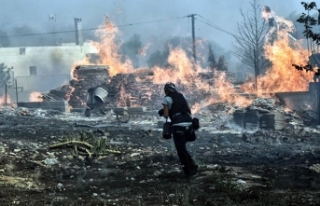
[0,107,320,205]
[2,62,320,205]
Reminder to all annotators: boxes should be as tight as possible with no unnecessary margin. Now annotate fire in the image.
[71,16,135,80]
[212,71,252,107]
[153,48,197,84]
[67,10,315,110]
[255,32,313,94]
[29,92,43,102]
[154,47,252,107]
[241,10,314,96]
[0,94,12,107]
[92,16,134,77]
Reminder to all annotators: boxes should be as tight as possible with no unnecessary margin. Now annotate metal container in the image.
[86,87,108,109]
[93,87,108,105]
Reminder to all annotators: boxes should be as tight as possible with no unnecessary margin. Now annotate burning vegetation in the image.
[42,9,316,116]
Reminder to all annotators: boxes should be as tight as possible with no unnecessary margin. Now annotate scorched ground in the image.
[0,106,320,206]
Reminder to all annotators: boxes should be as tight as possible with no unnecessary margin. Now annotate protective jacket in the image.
[166,91,192,124]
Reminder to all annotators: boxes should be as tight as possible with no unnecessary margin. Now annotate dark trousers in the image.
[172,126,195,174]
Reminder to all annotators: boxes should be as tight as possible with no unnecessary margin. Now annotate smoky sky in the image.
[0,0,307,54]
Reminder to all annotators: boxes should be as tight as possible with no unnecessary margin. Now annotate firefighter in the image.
[158,82,198,177]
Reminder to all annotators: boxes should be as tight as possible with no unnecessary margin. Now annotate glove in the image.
[158,109,164,116]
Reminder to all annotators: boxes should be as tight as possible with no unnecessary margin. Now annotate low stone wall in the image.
[17,101,68,112]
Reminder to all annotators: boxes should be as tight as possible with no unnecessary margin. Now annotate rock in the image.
[13,149,21,153]
[56,183,64,191]
[310,164,320,173]
[43,158,58,165]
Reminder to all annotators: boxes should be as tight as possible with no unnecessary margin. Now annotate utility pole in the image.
[187,14,197,70]
[4,83,7,106]
[49,14,56,45]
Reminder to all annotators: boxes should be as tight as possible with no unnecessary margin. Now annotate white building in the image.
[0,18,98,102]
[0,42,97,102]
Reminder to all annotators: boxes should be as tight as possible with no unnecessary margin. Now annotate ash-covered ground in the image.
[1,100,320,206]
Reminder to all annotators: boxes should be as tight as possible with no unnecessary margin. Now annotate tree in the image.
[147,50,168,68]
[233,0,269,92]
[0,63,12,88]
[217,55,228,71]
[292,2,320,72]
[120,34,142,68]
[297,2,320,47]
[207,44,217,70]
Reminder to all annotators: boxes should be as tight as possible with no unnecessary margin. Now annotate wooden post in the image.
[4,83,7,106]
[15,79,18,104]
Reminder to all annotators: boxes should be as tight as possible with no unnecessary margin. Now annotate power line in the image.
[196,15,235,37]
[195,14,239,59]
[0,16,188,38]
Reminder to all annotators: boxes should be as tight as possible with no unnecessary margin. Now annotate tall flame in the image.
[153,48,196,84]
[92,16,134,77]
[241,8,314,96]
[68,10,315,110]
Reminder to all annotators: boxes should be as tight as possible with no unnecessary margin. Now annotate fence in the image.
[1,74,70,105]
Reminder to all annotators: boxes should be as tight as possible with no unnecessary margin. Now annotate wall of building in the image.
[0,42,97,101]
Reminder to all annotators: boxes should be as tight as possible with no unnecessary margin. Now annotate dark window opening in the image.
[29,66,37,76]
[20,48,25,55]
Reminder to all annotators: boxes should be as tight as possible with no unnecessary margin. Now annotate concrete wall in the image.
[275,91,311,111]
[17,101,68,112]
[276,82,320,124]
[309,82,320,123]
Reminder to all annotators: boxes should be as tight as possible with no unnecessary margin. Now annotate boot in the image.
[189,164,198,176]
[183,164,198,178]
[182,166,190,176]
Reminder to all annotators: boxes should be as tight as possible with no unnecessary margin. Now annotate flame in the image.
[92,16,134,77]
[256,37,312,94]
[152,48,252,107]
[29,92,43,102]
[0,94,12,107]
[153,48,197,84]
[212,71,252,107]
[241,10,313,96]
[66,11,315,111]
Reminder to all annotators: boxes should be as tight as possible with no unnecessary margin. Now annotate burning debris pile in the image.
[42,85,72,102]
[45,64,220,111]
[36,8,320,130]
[45,65,165,109]
[69,65,110,108]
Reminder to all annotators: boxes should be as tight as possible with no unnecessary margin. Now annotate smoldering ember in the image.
[2,2,320,206]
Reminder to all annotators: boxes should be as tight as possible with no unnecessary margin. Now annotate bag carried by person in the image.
[186,126,197,142]
[173,125,197,142]
[192,117,200,130]
[162,119,172,139]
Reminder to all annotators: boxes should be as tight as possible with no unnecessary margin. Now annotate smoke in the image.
[0,0,303,50]
[0,0,308,99]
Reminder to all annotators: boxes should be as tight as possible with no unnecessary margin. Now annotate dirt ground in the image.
[1,109,320,206]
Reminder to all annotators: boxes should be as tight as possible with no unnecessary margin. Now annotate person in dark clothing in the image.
[158,82,198,177]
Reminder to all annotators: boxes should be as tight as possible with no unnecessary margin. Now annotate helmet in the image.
[164,82,176,92]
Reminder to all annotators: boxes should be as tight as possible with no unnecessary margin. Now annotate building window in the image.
[29,66,37,76]
[20,48,25,55]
